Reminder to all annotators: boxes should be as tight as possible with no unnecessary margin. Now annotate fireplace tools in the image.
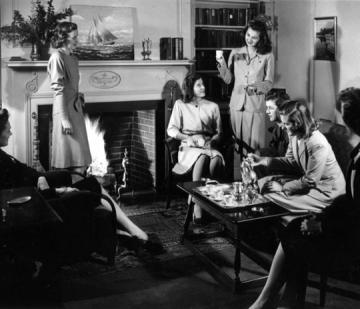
[115,148,129,201]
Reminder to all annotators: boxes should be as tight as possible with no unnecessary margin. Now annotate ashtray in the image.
[7,195,32,206]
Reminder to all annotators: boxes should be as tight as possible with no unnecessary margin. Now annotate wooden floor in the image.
[62,269,360,309]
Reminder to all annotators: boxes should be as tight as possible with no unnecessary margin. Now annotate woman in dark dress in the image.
[249,88,360,309]
[0,108,162,257]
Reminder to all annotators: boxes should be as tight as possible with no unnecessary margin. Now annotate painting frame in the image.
[70,5,135,60]
[314,16,337,61]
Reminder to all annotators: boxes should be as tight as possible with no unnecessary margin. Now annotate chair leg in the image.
[320,272,328,307]
[296,267,308,307]
[166,173,173,209]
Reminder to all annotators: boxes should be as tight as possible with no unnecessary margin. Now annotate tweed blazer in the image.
[266,130,346,198]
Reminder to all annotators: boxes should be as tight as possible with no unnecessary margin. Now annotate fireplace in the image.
[37,100,164,191]
[6,60,192,193]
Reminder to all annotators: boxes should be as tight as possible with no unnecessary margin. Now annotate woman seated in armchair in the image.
[0,108,163,263]
[167,73,225,222]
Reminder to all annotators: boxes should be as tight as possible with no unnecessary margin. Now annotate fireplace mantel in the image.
[7,59,193,69]
[7,60,194,69]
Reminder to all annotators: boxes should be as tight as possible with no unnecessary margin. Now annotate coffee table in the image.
[178,181,290,292]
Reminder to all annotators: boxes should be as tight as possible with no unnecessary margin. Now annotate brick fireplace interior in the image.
[37,100,165,191]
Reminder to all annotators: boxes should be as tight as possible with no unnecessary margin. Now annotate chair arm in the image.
[65,190,118,234]
[164,137,180,166]
[43,170,73,187]
[232,135,255,154]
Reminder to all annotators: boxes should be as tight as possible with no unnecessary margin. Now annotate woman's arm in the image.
[210,104,223,147]
[249,53,275,94]
[282,139,329,195]
[265,137,298,174]
[217,50,235,85]
[167,100,188,140]
[48,53,72,132]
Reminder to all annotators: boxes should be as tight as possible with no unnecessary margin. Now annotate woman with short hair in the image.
[48,21,91,172]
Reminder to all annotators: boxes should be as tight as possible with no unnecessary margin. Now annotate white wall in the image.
[274,0,360,121]
[273,0,313,101]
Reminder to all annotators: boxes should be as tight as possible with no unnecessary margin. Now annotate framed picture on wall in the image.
[70,5,135,60]
[314,16,337,61]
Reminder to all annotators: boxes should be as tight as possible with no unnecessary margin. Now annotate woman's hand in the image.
[209,138,218,149]
[55,187,79,195]
[37,176,50,191]
[193,135,205,147]
[247,153,267,166]
[185,135,205,148]
[300,216,322,236]
[184,136,196,147]
[263,180,283,193]
[246,85,257,96]
[61,119,73,135]
[216,50,225,65]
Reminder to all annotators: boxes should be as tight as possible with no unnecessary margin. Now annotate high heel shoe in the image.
[118,233,165,255]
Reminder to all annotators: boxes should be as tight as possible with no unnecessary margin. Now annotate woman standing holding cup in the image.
[217,19,274,154]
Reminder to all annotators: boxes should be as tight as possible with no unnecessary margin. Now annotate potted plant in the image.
[0,0,73,60]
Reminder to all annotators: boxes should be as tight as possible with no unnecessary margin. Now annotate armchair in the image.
[43,170,117,265]
[300,119,358,306]
[164,137,185,209]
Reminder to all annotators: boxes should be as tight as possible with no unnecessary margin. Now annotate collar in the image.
[237,46,248,54]
[236,46,259,56]
[190,98,204,106]
[350,142,360,159]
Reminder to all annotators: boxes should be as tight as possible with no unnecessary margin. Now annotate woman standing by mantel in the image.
[47,21,91,173]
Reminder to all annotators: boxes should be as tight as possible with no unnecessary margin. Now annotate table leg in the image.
[181,195,194,244]
[234,242,241,282]
[234,228,242,291]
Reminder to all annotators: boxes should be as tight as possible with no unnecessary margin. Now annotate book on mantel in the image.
[160,37,183,60]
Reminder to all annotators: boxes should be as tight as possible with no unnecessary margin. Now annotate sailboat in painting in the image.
[87,16,118,45]
[71,5,135,60]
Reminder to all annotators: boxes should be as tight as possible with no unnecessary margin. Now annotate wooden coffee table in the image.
[178,181,290,292]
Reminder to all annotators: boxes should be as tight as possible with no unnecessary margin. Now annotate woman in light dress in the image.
[217,19,274,154]
[167,74,225,221]
[48,22,91,173]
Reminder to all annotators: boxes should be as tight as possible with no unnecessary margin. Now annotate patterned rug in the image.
[60,198,234,278]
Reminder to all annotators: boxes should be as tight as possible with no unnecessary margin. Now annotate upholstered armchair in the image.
[43,170,117,265]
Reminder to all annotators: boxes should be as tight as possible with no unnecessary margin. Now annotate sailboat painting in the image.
[71,5,135,60]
